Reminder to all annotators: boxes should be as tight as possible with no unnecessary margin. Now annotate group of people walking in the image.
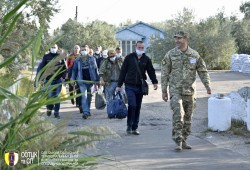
[36,31,212,151]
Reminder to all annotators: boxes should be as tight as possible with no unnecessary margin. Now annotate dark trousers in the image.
[125,85,143,130]
[68,82,81,107]
[46,79,62,115]
[75,83,81,107]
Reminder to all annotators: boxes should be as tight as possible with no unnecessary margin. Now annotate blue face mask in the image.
[136,49,144,56]
[109,56,116,62]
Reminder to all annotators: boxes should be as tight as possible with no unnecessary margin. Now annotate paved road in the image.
[45,71,250,170]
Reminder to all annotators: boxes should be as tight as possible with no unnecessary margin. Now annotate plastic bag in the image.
[60,85,68,99]
[95,89,106,110]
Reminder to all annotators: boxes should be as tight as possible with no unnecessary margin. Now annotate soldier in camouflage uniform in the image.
[161,31,211,151]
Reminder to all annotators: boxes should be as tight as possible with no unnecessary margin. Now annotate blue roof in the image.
[116,21,164,35]
[116,28,146,38]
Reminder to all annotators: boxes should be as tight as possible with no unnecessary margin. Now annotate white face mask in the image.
[95,51,100,54]
[109,56,116,62]
[50,48,57,54]
[81,51,88,56]
[116,53,121,58]
[136,49,144,56]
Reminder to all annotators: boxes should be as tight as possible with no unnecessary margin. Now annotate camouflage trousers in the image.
[170,94,196,144]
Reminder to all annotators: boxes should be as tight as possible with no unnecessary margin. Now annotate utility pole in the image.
[75,6,78,21]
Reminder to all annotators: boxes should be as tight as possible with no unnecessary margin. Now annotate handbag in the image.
[133,57,149,95]
[107,92,128,119]
[95,89,106,110]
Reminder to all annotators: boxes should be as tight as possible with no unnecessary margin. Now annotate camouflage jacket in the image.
[161,47,210,96]
[99,58,123,84]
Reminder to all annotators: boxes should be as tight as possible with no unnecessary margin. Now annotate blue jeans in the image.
[104,82,118,104]
[125,85,143,130]
[78,82,93,115]
[46,79,62,115]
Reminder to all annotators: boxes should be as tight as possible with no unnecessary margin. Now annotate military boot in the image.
[175,141,182,151]
[182,141,192,149]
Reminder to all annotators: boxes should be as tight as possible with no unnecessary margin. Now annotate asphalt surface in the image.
[45,70,250,170]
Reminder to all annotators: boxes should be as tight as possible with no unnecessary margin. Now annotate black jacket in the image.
[36,52,66,81]
[117,52,158,87]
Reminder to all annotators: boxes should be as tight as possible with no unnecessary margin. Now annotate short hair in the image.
[82,45,89,49]
[136,41,144,46]
[74,45,80,49]
[116,46,122,50]
[108,49,116,56]
[96,46,102,51]
[89,48,94,55]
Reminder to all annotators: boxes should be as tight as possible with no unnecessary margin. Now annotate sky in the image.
[49,0,247,33]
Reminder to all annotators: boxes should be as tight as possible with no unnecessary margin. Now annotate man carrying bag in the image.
[116,41,158,135]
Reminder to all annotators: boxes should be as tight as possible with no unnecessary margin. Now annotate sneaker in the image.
[79,107,83,114]
[182,141,192,149]
[47,110,52,117]
[71,99,75,105]
[126,127,132,134]
[82,114,88,119]
[175,142,182,151]
[54,115,60,119]
[132,129,140,135]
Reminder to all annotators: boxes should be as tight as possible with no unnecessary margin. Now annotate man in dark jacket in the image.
[116,41,158,135]
[36,44,66,119]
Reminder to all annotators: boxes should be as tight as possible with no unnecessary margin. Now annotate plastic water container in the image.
[208,95,231,131]
[247,99,250,131]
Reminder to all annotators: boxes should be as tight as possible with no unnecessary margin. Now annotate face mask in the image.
[136,49,144,56]
[50,48,57,54]
[116,53,121,58]
[81,51,88,56]
[109,56,116,62]
[95,51,100,54]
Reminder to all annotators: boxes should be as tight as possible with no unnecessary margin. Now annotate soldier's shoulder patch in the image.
[162,59,166,65]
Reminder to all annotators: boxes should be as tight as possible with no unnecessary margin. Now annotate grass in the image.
[202,120,250,138]
[0,73,16,88]
[18,71,34,97]
[227,120,250,137]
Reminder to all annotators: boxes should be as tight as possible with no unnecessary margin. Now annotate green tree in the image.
[197,12,236,69]
[231,1,250,54]
[58,19,117,51]
[0,0,60,75]
[240,1,250,19]
[149,9,236,69]
[148,8,197,64]
[84,20,116,49]
[57,18,84,51]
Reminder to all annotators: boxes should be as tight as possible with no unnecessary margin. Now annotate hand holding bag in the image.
[107,92,128,119]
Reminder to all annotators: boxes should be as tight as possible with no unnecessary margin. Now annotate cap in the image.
[108,49,116,57]
[173,31,189,38]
